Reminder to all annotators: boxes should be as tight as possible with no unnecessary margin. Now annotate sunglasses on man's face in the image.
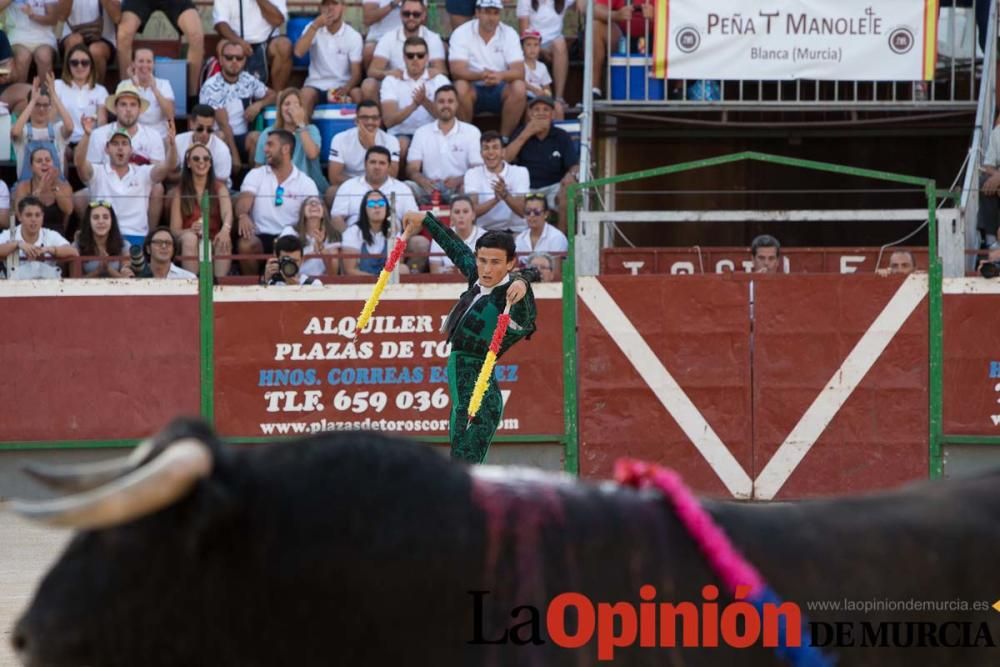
[223,53,246,62]
[69,59,91,67]
[401,10,423,18]
[404,51,427,59]
[194,124,213,133]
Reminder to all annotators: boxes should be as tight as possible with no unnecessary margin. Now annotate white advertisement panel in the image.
[655,1,938,81]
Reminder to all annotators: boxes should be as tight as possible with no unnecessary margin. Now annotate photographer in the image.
[263,234,323,287]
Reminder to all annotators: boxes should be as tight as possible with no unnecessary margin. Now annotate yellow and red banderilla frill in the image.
[353,236,408,340]
[466,302,512,429]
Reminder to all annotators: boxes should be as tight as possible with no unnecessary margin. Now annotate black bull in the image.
[8,418,1000,666]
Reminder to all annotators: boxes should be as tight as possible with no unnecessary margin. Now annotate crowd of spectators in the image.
[0,0,583,281]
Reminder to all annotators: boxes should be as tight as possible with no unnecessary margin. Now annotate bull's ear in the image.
[182,477,239,556]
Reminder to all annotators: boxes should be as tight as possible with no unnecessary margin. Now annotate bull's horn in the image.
[22,439,156,492]
[10,439,213,530]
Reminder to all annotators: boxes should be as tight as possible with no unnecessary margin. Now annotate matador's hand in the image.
[506,279,527,305]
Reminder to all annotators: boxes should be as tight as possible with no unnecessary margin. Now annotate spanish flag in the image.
[652,0,669,78]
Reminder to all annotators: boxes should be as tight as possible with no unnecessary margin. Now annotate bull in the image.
[8,417,1000,666]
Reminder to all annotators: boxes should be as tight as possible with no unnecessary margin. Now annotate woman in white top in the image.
[130,46,175,140]
[280,195,341,277]
[517,0,580,113]
[429,195,486,274]
[4,0,60,82]
[54,44,109,146]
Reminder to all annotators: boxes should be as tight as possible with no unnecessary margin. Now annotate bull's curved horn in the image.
[10,439,213,530]
[22,439,156,492]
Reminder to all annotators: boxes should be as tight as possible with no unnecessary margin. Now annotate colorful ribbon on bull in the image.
[466,302,512,428]
[354,236,408,340]
[614,460,832,667]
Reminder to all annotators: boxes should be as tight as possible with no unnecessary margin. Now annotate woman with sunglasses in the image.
[168,144,234,277]
[12,147,73,235]
[73,201,133,278]
[58,0,117,83]
[54,44,109,148]
[253,88,329,191]
[342,189,411,276]
[279,195,341,278]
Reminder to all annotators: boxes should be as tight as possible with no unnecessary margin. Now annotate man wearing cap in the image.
[79,80,168,228]
[504,95,578,228]
[75,116,177,247]
[449,0,526,141]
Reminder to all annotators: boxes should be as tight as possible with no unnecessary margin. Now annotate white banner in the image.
[657,1,938,81]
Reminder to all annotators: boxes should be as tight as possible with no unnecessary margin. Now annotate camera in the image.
[129,244,146,275]
[980,261,1000,279]
[278,255,299,279]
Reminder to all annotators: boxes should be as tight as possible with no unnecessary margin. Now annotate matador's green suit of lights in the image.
[421,213,537,463]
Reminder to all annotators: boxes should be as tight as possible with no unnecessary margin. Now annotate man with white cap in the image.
[75,116,177,247]
[78,80,168,228]
[448,0,526,141]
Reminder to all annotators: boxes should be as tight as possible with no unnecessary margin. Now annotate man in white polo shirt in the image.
[325,99,400,204]
[449,0,526,141]
[79,80,168,230]
[295,0,363,116]
[237,128,320,276]
[405,85,482,205]
[464,130,530,232]
[362,0,446,101]
[331,145,417,230]
[381,36,449,164]
[213,0,294,91]
[75,117,177,247]
[514,192,568,259]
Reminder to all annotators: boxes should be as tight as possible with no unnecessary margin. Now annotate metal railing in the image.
[590,0,986,110]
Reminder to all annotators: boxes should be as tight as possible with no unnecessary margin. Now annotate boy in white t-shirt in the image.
[520,30,563,122]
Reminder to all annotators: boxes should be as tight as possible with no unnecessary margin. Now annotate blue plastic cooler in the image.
[609,55,665,101]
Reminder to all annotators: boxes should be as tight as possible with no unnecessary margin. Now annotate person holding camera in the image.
[263,234,322,286]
